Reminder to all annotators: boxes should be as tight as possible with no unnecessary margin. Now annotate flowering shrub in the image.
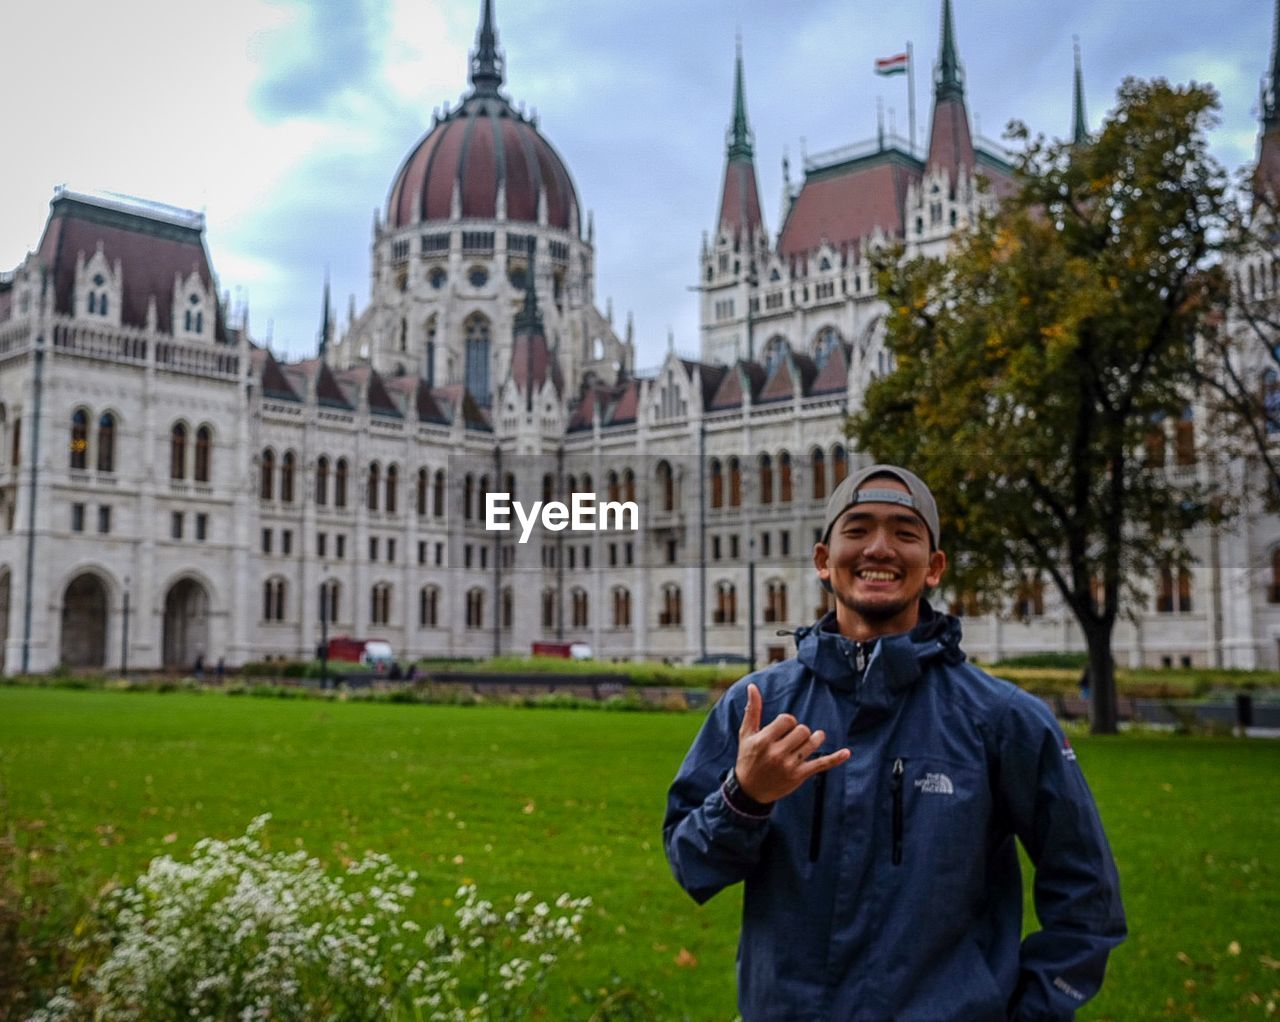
[28,816,590,1022]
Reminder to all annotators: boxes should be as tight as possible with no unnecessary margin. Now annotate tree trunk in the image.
[1080,617,1120,735]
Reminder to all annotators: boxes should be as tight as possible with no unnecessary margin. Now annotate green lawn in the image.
[1,688,1277,1020]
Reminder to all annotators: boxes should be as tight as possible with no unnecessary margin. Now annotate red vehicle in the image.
[531,641,593,660]
[327,636,371,663]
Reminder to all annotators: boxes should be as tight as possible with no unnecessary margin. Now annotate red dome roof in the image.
[386,93,579,233]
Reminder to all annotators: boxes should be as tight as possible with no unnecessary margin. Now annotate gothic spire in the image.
[1071,37,1089,145]
[935,0,964,102]
[317,269,331,359]
[469,0,504,97]
[515,252,542,334]
[727,34,754,161]
[1265,0,1280,131]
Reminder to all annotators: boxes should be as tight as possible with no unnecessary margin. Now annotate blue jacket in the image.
[664,605,1125,1022]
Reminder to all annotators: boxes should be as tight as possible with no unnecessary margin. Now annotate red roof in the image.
[510,328,563,401]
[36,193,225,341]
[387,95,579,232]
[1256,127,1280,206]
[925,96,976,186]
[778,153,919,258]
[718,159,763,237]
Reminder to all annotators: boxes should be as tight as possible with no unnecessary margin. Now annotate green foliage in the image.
[852,79,1233,730]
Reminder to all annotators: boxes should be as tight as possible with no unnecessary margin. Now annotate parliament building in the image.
[1,0,1278,673]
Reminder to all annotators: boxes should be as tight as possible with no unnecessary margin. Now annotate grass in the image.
[1,687,1277,1020]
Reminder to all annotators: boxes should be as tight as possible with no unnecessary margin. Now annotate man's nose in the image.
[864,526,893,556]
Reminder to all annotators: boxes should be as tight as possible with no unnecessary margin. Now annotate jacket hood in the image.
[795,599,965,695]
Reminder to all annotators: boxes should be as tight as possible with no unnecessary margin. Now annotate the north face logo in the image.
[914,772,954,795]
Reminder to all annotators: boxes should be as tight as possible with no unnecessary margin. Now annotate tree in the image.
[1196,186,1280,494]
[850,79,1232,734]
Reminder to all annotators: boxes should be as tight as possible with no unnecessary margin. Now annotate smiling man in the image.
[664,464,1125,1022]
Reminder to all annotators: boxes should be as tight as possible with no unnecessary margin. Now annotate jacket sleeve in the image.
[663,681,772,904]
[997,692,1126,1022]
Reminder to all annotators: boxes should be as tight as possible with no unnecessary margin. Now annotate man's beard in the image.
[833,586,917,623]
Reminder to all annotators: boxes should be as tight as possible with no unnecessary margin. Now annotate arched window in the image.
[316,457,330,506]
[571,588,588,628]
[606,471,620,502]
[385,464,398,514]
[259,448,274,499]
[367,462,380,511]
[466,588,485,629]
[758,454,773,505]
[420,585,439,627]
[1264,370,1280,436]
[1175,407,1195,467]
[612,587,632,629]
[171,424,188,481]
[542,473,555,504]
[194,425,211,483]
[714,581,737,625]
[281,451,296,503]
[464,473,475,520]
[763,336,789,373]
[764,580,788,623]
[1178,568,1193,613]
[729,457,742,507]
[659,583,682,627]
[710,458,723,509]
[657,461,674,512]
[813,327,840,368]
[831,445,848,485]
[1270,549,1280,603]
[371,583,392,625]
[622,469,635,503]
[464,313,492,406]
[433,468,446,517]
[542,588,556,630]
[97,412,115,473]
[779,452,793,503]
[501,588,514,630]
[334,458,348,508]
[1156,566,1175,614]
[69,408,89,470]
[1145,419,1167,468]
[1014,574,1045,618]
[580,472,592,495]
[417,469,428,516]
[811,448,826,500]
[262,578,286,622]
[320,579,340,624]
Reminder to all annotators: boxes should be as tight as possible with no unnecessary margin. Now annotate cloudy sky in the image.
[1,0,1272,370]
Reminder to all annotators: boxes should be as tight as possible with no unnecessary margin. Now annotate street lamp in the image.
[319,569,329,690]
[121,575,131,677]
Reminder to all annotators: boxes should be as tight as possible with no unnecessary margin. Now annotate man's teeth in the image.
[858,570,897,581]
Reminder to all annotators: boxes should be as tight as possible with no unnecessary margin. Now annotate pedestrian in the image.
[193,654,204,681]
[664,464,1125,1021]
[215,657,225,683]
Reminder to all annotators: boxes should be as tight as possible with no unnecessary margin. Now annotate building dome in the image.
[385,2,579,234]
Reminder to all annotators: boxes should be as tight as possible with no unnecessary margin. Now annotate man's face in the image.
[813,477,947,639]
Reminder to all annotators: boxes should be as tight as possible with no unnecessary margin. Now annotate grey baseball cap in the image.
[821,464,940,549]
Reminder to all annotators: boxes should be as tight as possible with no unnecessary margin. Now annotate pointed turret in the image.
[924,0,975,188]
[317,270,332,359]
[716,37,764,239]
[1071,38,1089,145]
[1255,0,1280,204]
[510,254,559,411]
[469,0,504,97]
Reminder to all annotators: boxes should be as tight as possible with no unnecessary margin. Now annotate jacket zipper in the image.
[854,641,867,673]
[891,757,904,866]
[808,772,827,862]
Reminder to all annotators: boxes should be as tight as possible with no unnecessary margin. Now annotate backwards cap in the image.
[821,464,940,549]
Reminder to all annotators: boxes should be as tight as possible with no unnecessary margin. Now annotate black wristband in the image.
[723,769,774,817]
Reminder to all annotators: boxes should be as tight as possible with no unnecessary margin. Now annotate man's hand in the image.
[735,683,851,804]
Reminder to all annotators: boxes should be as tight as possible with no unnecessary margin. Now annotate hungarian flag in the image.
[875,53,909,76]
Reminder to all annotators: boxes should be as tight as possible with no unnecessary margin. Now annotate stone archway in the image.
[162,578,210,670]
[61,573,108,668]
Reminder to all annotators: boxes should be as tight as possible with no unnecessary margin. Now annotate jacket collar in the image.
[795,599,965,696]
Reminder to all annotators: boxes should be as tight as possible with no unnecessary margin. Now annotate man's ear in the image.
[813,542,831,588]
[926,549,947,589]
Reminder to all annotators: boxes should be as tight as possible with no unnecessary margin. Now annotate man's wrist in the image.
[722,770,774,817]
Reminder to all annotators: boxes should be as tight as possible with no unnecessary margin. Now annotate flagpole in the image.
[907,40,916,156]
